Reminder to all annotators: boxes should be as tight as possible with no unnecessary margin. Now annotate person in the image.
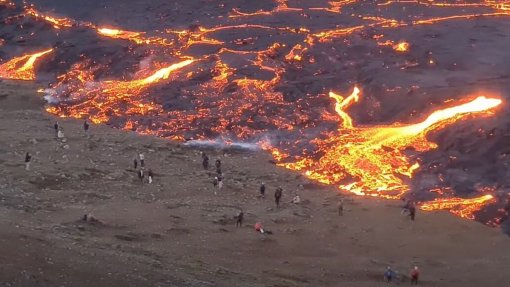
[24,152,32,171]
[254,222,273,235]
[83,119,90,137]
[218,175,223,190]
[139,153,145,167]
[259,183,266,198]
[401,198,411,215]
[215,159,221,170]
[202,153,209,170]
[53,121,59,138]
[236,210,244,227]
[275,187,283,208]
[213,177,219,191]
[254,222,264,234]
[148,169,153,184]
[291,194,301,204]
[409,203,416,221]
[410,266,419,285]
[338,199,344,216]
[384,266,395,283]
[133,158,138,169]
[138,168,144,183]
[57,129,65,140]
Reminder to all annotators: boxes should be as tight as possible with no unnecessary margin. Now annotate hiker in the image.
[216,166,222,176]
[213,176,219,188]
[139,153,145,167]
[409,203,416,221]
[53,121,59,138]
[133,158,138,169]
[83,119,90,136]
[338,199,344,216]
[254,222,273,234]
[291,194,301,204]
[24,152,32,171]
[401,198,411,215]
[384,266,395,283]
[275,187,283,208]
[138,168,144,183]
[148,169,154,184]
[410,266,419,285]
[259,183,266,198]
[215,159,221,170]
[218,175,224,190]
[57,129,65,140]
[236,211,244,227]
[202,153,209,169]
[82,213,100,223]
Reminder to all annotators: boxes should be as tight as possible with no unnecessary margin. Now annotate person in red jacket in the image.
[410,266,419,285]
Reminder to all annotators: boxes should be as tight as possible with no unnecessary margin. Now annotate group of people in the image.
[134,153,154,184]
[384,266,420,285]
[203,152,224,194]
[24,120,91,171]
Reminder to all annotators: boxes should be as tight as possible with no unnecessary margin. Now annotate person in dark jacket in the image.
[259,183,266,198]
[236,211,244,227]
[275,187,283,208]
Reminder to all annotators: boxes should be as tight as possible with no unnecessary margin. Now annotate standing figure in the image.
[215,159,221,174]
[148,169,154,184]
[218,174,224,190]
[139,153,145,168]
[53,121,59,138]
[138,168,144,183]
[83,119,90,137]
[410,266,419,285]
[409,203,416,221]
[275,187,283,208]
[24,152,32,171]
[384,266,394,283]
[202,153,209,170]
[236,210,244,227]
[259,183,266,198]
[338,199,344,216]
[133,158,138,169]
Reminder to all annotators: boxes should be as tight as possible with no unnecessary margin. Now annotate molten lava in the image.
[420,194,496,220]
[0,49,53,80]
[274,87,502,199]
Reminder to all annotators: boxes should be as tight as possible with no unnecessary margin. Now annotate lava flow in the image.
[46,59,195,124]
[420,194,496,220]
[0,49,53,80]
[271,87,502,199]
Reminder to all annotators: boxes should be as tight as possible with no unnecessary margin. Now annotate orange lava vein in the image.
[0,49,53,80]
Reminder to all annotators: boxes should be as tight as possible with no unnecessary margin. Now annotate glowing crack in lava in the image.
[272,87,502,199]
[0,49,53,80]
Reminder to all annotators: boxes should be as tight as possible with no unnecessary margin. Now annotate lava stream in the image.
[0,49,53,80]
[420,194,496,219]
[273,87,502,200]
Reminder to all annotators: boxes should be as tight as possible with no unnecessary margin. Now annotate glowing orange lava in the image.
[0,49,53,80]
[420,194,496,219]
[272,87,502,199]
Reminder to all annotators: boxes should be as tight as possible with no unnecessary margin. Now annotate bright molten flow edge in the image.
[270,87,502,207]
[0,49,53,80]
